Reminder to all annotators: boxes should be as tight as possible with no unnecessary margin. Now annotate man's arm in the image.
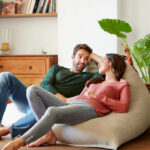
[40,65,67,101]
[90,53,103,64]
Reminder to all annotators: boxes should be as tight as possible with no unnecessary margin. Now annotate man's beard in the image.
[73,60,85,72]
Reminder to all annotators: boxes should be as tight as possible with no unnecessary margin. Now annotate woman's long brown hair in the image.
[85,54,126,87]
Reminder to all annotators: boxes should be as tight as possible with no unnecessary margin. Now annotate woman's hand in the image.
[84,91,96,98]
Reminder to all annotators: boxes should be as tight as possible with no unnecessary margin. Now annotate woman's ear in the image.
[72,55,75,59]
[109,62,112,68]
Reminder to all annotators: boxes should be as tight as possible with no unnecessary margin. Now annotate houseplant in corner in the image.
[98,19,150,91]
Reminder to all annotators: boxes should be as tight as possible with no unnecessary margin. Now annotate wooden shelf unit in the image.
[0,54,58,103]
[0,12,57,18]
[0,54,58,87]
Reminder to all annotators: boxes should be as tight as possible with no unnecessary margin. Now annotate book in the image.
[36,0,45,13]
[24,0,32,14]
[33,0,40,13]
[26,0,32,14]
[28,0,36,14]
[53,0,56,12]
[48,0,53,13]
[49,0,56,13]
[23,0,29,13]
[45,2,50,13]
[42,0,50,13]
[15,0,23,14]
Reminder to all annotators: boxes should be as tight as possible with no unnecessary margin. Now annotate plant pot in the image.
[145,83,150,93]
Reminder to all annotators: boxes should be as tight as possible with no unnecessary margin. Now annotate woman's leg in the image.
[26,85,68,121]
[2,104,98,150]
[22,103,98,144]
[27,129,56,147]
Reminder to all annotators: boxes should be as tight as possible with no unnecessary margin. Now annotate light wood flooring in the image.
[0,127,150,150]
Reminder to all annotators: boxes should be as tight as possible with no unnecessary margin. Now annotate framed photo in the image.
[2,2,15,15]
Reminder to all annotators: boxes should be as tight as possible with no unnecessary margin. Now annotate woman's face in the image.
[98,56,111,74]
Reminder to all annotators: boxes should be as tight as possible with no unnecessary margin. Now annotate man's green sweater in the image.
[40,65,99,97]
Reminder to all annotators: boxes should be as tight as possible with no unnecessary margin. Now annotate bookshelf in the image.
[0,0,57,18]
[0,12,57,18]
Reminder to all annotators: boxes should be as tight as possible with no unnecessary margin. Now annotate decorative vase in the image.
[1,28,10,54]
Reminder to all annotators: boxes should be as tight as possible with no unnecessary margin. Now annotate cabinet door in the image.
[18,77,43,87]
[0,59,46,75]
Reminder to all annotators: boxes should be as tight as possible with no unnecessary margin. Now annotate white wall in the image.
[117,0,150,54]
[57,0,118,67]
[1,0,149,67]
[0,17,57,55]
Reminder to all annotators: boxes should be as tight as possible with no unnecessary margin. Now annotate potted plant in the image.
[98,19,150,91]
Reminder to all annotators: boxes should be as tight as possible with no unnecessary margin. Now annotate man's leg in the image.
[9,111,36,138]
[0,72,28,122]
[0,72,36,138]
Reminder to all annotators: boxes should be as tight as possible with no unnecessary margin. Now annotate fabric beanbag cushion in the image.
[53,64,150,150]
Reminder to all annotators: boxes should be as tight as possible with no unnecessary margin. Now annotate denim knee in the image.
[0,72,13,84]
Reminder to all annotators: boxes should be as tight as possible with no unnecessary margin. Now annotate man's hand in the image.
[90,53,103,64]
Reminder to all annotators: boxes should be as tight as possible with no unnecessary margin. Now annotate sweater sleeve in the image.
[40,65,60,95]
[101,85,130,113]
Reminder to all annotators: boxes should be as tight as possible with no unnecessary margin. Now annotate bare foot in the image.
[0,126,10,137]
[2,138,25,150]
[27,130,56,147]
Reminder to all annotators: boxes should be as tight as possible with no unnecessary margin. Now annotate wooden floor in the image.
[0,127,150,150]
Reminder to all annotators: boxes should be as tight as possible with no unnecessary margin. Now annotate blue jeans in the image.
[0,72,36,138]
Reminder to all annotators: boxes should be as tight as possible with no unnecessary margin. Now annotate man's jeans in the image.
[0,72,36,138]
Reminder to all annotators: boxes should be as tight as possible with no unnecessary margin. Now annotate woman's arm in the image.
[101,85,130,113]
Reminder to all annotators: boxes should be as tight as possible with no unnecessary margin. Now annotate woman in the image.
[2,53,130,150]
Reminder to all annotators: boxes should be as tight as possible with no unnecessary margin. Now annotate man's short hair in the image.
[73,44,93,56]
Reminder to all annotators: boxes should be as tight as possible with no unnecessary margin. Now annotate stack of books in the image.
[24,0,56,14]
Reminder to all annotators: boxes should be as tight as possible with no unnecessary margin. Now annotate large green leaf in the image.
[98,19,132,39]
[133,34,150,66]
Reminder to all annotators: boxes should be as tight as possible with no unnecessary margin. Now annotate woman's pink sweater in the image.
[70,79,130,117]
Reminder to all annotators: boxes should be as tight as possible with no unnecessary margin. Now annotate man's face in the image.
[72,49,91,72]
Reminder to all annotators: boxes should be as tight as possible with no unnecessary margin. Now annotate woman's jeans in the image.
[21,85,98,144]
[0,72,36,138]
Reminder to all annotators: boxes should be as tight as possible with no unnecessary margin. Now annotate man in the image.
[0,44,100,139]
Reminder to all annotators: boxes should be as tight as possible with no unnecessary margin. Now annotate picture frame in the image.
[1,2,15,15]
